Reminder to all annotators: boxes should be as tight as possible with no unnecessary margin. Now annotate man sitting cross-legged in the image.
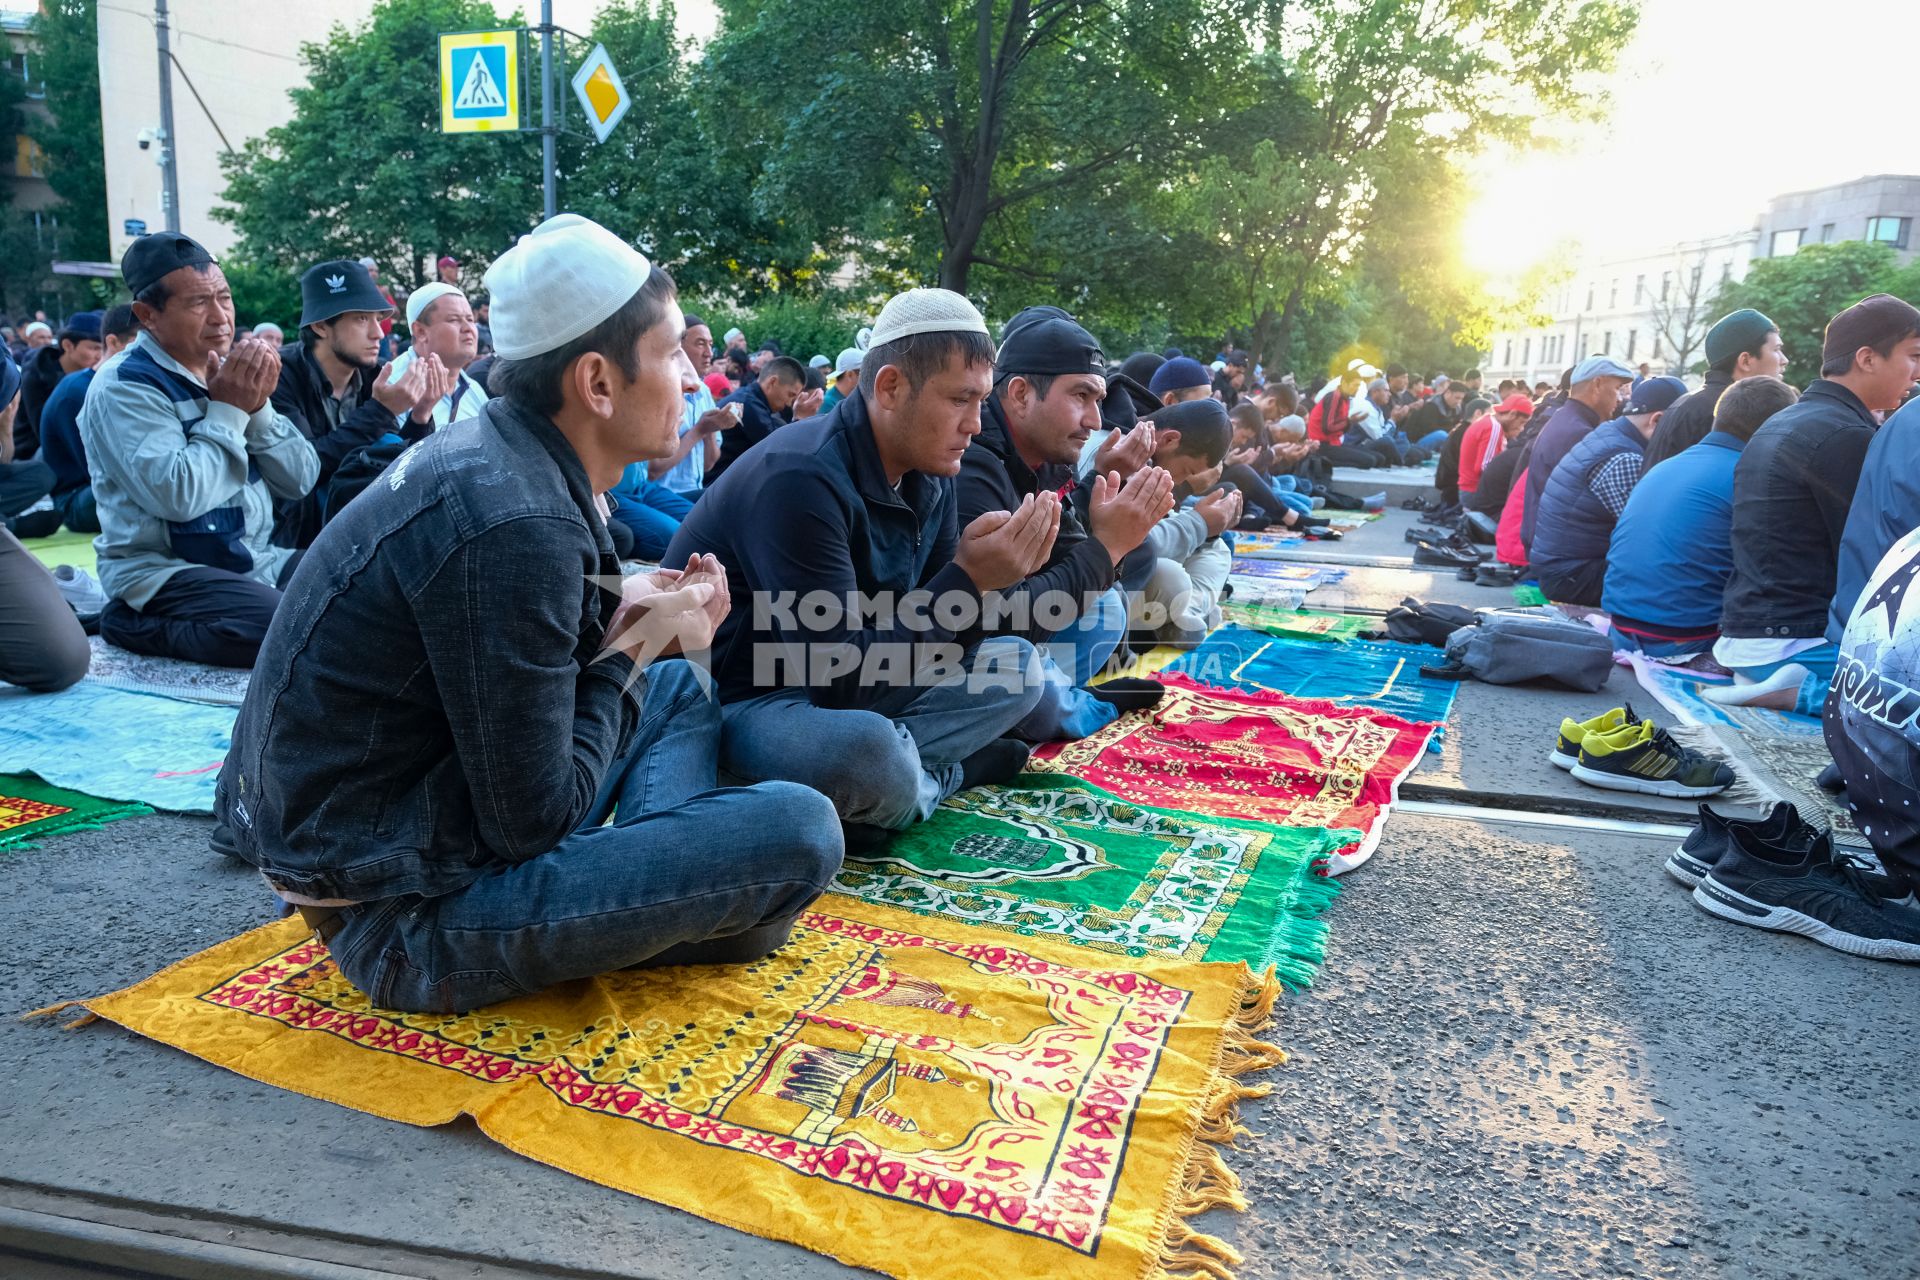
[217,215,842,1015]
[667,288,1057,842]
[84,233,319,667]
[957,306,1174,740]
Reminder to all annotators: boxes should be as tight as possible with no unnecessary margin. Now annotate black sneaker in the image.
[1666,801,1811,888]
[1412,539,1478,569]
[1693,828,1920,962]
[1570,720,1734,798]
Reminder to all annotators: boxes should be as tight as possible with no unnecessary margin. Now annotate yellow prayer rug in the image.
[56,895,1284,1280]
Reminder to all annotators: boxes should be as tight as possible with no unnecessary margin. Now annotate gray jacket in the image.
[80,332,317,609]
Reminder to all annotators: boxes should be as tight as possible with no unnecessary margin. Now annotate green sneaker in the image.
[1571,720,1733,798]
[1548,704,1639,770]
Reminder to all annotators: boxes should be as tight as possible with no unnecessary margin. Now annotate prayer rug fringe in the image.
[43,901,1296,1280]
[1664,724,1781,811]
[1146,967,1287,1280]
[21,1000,98,1029]
[0,774,151,850]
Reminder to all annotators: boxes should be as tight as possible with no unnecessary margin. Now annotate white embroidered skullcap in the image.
[484,214,652,360]
[867,288,989,348]
[405,282,463,328]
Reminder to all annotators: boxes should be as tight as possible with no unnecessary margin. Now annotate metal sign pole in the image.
[540,0,556,220]
[154,0,181,231]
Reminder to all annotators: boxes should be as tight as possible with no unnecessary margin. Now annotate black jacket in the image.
[217,397,640,907]
[709,380,783,484]
[269,341,403,548]
[1720,379,1878,639]
[1643,369,1732,470]
[665,388,981,707]
[1405,397,1457,443]
[15,345,69,459]
[956,397,1118,643]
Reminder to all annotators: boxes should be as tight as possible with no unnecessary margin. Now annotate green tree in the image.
[702,0,1277,297]
[1712,240,1916,376]
[26,0,108,262]
[218,0,541,288]
[1192,1,1637,370]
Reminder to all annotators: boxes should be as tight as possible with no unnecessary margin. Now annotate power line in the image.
[98,1,299,64]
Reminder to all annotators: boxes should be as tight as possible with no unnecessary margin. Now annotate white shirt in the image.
[386,349,489,429]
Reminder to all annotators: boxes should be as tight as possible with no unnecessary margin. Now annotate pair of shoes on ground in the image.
[1412,535,1483,569]
[1473,561,1524,587]
[53,563,107,620]
[1550,705,1733,798]
[1671,802,1920,963]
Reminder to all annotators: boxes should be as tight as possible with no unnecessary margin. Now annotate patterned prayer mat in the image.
[835,776,1355,987]
[0,682,231,813]
[1219,603,1371,644]
[0,772,149,849]
[1028,673,1434,874]
[1164,627,1458,728]
[58,897,1285,1280]
[1673,724,1867,851]
[1222,580,1308,611]
[84,637,252,707]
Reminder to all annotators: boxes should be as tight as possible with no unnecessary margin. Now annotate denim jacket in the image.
[217,397,643,905]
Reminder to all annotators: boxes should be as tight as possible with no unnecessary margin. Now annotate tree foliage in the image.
[27,0,108,262]
[1713,240,1920,377]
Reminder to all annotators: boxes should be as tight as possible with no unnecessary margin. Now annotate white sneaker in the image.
[52,564,107,617]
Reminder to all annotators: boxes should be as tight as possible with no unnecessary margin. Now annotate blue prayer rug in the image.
[1163,626,1458,730]
[0,682,231,813]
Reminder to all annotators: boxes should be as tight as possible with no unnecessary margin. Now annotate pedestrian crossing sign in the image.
[569,43,631,145]
[440,30,521,134]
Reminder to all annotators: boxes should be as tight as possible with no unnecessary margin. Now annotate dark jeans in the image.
[100,563,291,668]
[324,660,845,1013]
[1317,442,1387,469]
[611,480,694,560]
[1534,558,1606,608]
[0,460,59,538]
[0,527,89,691]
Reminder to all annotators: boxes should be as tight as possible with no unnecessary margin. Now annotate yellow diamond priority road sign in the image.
[440,30,521,133]
[570,43,631,145]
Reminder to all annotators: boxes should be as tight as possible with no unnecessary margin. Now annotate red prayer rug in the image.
[1027,673,1434,875]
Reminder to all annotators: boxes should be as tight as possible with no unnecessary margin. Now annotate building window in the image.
[1769,228,1804,257]
[1577,334,1590,360]
[1634,275,1646,304]
[1628,330,1639,360]
[1585,284,1594,311]
[1867,216,1912,251]
[1721,259,1733,283]
[12,134,44,179]
[1661,271,1672,300]
[1821,223,1836,243]
[1503,340,1512,366]
[1602,331,1613,355]
[1691,263,1703,293]
[6,51,43,100]
[1609,279,1619,308]
[1652,336,1663,361]
[1522,338,1531,366]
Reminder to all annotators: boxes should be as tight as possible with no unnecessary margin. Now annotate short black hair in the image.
[998,371,1060,400]
[101,304,139,343]
[859,330,997,399]
[1228,401,1264,434]
[489,265,678,417]
[1713,375,1799,442]
[1167,409,1231,464]
[680,311,704,331]
[1442,380,1468,396]
[1385,363,1407,378]
[1464,368,1481,380]
[760,355,806,386]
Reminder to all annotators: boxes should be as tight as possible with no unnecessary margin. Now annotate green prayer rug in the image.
[833,776,1357,988]
[1219,602,1371,643]
[0,772,150,850]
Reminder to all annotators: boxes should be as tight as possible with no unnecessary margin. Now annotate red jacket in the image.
[1457,414,1501,493]
[1305,391,1351,445]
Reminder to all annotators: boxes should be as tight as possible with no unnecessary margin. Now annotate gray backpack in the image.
[1421,609,1614,692]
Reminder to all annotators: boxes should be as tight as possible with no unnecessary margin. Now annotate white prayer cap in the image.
[867,288,988,348]
[405,282,463,327]
[484,214,652,361]
[723,327,745,345]
[23,321,49,337]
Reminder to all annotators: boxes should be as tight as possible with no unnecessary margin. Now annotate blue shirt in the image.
[1602,430,1744,632]
[658,383,715,495]
[1829,395,1920,642]
[38,366,95,495]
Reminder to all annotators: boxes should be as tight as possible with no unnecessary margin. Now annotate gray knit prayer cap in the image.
[868,288,989,348]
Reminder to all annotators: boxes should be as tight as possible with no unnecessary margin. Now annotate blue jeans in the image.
[1410,429,1449,452]
[1013,586,1126,741]
[720,635,1044,829]
[327,660,844,1013]
[1607,625,1714,661]
[56,486,99,533]
[610,476,694,560]
[1726,643,1840,718]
